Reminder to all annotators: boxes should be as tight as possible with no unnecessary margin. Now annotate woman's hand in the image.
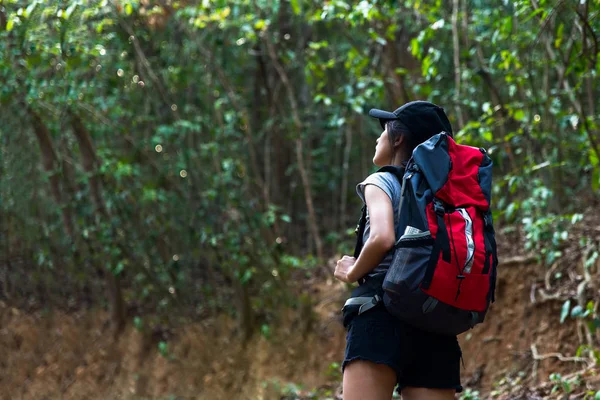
[334,255,358,283]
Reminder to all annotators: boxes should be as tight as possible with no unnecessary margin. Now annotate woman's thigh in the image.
[401,387,456,400]
[342,359,397,400]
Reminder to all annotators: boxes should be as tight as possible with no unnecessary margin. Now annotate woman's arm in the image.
[336,184,396,283]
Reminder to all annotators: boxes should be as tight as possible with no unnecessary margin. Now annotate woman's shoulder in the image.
[361,171,400,187]
[356,171,402,203]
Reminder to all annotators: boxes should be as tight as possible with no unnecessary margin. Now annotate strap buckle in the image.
[483,213,493,228]
[342,295,382,315]
[433,199,445,216]
[359,294,381,314]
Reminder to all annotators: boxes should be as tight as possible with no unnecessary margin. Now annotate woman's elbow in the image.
[370,233,396,251]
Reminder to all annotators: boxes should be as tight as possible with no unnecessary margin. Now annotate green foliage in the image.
[157,341,169,358]
[263,376,340,400]
[459,388,481,400]
[550,373,581,395]
[2,0,600,341]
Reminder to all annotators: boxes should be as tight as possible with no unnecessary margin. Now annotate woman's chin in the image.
[372,157,384,167]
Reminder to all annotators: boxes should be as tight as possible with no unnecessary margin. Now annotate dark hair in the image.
[385,119,434,163]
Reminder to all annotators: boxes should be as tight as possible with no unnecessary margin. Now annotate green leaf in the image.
[240,268,253,284]
[592,167,600,192]
[290,0,301,15]
[255,19,266,30]
[113,262,125,276]
[571,305,584,318]
[261,324,271,339]
[555,23,564,49]
[514,109,525,121]
[587,301,595,312]
[125,3,133,15]
[560,299,571,323]
[158,341,168,357]
[481,130,493,142]
[133,316,143,330]
[594,391,600,400]
[6,18,14,31]
[506,202,517,220]
[410,38,420,57]
[24,2,37,17]
[65,2,78,18]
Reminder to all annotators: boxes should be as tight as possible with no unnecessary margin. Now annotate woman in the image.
[334,101,462,400]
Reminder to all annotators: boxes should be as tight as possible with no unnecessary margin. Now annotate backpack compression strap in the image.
[421,199,452,289]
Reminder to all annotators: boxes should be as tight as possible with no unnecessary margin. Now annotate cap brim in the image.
[368,108,398,120]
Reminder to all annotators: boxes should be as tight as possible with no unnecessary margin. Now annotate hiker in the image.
[334,102,465,400]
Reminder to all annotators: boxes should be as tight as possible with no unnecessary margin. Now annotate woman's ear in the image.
[393,134,404,149]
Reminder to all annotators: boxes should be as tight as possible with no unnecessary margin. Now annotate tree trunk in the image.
[451,0,465,130]
[340,122,353,234]
[382,46,409,105]
[263,30,324,260]
[70,111,126,337]
[70,112,107,215]
[28,107,75,238]
[0,137,8,299]
[0,6,6,31]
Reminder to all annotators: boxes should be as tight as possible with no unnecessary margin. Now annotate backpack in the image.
[350,132,498,336]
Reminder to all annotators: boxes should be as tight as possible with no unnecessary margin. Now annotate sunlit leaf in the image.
[514,109,525,121]
[290,0,301,15]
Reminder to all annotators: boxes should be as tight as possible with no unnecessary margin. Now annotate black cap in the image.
[368,100,453,138]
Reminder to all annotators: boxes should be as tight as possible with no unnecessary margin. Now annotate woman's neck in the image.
[390,149,410,166]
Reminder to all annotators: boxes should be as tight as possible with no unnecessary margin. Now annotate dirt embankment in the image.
[1,257,597,399]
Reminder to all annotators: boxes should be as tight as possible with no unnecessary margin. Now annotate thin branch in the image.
[260,25,324,260]
[339,117,352,233]
[573,4,598,67]
[111,5,179,120]
[193,38,269,206]
[530,343,590,381]
[451,0,465,130]
[500,255,538,267]
[531,0,568,53]
[530,0,600,161]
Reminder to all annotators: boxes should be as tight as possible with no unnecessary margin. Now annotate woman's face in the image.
[373,126,393,167]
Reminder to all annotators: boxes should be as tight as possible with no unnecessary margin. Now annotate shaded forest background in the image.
[2,0,600,384]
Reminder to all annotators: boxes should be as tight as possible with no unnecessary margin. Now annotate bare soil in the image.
[1,257,596,399]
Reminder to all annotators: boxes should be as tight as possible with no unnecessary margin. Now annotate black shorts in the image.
[342,301,463,393]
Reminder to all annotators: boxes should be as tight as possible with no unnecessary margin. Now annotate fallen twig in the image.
[545,261,560,291]
[531,344,589,363]
[499,255,537,267]
[531,343,590,382]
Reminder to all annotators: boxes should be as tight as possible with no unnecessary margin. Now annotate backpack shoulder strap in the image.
[353,166,406,260]
[376,165,404,182]
[353,205,367,259]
